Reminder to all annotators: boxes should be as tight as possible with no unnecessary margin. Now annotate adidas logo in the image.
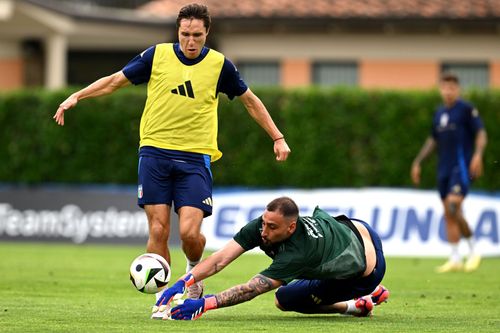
[171,80,195,98]
[202,197,213,207]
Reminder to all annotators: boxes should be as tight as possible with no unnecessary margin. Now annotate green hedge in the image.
[0,87,498,190]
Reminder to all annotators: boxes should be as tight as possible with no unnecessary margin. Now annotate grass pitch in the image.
[0,242,499,332]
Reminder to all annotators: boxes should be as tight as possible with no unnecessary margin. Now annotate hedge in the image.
[0,87,498,191]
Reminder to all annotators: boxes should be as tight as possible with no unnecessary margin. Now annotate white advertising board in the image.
[202,188,500,257]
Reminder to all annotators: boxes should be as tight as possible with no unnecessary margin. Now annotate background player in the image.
[411,72,487,273]
[53,3,291,317]
[153,196,389,320]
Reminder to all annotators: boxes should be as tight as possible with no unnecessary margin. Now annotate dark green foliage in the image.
[0,87,497,190]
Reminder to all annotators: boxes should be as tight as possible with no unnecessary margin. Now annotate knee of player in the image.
[274,294,287,311]
[179,230,202,243]
[149,223,169,239]
[446,201,460,217]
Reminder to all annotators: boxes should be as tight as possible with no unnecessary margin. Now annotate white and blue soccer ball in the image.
[129,253,171,294]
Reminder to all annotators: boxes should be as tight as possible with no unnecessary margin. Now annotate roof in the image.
[140,0,500,20]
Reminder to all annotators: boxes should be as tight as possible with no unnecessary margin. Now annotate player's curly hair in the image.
[440,72,460,84]
[177,3,211,32]
[266,197,299,220]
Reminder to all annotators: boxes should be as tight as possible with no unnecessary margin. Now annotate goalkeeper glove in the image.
[171,295,218,320]
[152,273,196,313]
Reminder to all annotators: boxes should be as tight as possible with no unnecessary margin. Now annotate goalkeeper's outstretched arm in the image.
[190,239,247,281]
[169,273,282,320]
[187,240,283,307]
[214,274,282,308]
[155,240,247,312]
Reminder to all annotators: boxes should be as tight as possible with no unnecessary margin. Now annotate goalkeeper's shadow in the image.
[206,312,372,322]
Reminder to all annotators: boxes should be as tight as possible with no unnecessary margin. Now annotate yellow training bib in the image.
[139,43,225,162]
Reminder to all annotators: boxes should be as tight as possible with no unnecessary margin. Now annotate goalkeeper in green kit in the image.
[153,196,389,320]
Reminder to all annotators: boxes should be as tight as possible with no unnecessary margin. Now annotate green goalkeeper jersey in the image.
[233,207,366,284]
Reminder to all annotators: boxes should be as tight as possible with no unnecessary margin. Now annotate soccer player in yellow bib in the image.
[53,3,291,318]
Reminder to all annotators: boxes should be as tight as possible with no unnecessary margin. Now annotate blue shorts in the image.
[438,165,470,199]
[275,220,386,312]
[137,147,213,217]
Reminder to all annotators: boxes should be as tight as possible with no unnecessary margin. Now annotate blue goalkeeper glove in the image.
[152,273,195,313]
[170,295,218,320]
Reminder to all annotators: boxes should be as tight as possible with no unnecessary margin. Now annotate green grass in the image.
[0,242,499,332]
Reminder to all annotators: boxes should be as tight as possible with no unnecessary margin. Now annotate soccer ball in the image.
[129,253,171,294]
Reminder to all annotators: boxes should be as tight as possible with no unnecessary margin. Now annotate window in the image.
[68,50,139,85]
[313,62,358,87]
[237,62,280,86]
[441,63,489,89]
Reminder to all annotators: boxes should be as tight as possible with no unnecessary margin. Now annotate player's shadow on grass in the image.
[209,313,373,322]
[268,315,370,322]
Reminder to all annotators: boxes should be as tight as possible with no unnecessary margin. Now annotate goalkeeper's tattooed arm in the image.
[214,274,282,308]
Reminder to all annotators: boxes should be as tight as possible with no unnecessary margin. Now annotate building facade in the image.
[1,0,500,90]
[0,0,171,90]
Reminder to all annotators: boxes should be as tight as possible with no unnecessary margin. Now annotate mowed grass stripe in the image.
[0,242,499,332]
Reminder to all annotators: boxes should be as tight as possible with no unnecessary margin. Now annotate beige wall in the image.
[220,33,500,89]
[281,59,311,87]
[220,34,500,60]
[490,62,500,88]
[360,61,439,89]
[0,58,23,89]
[0,1,172,90]
[2,1,500,90]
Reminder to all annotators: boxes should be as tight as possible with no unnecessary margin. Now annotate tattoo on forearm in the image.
[215,274,274,308]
